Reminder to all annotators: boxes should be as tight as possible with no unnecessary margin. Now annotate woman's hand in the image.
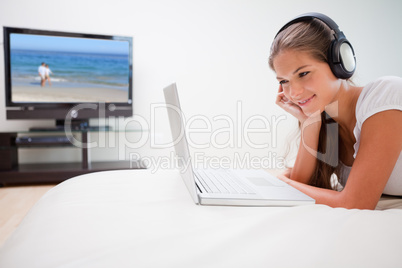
[276,168,293,184]
[275,85,308,123]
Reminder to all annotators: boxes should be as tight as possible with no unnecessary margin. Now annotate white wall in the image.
[1,0,401,169]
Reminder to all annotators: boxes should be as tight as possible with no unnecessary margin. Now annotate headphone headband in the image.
[275,12,341,38]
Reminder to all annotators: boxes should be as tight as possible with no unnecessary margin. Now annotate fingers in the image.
[275,89,306,122]
[276,173,291,184]
[276,91,290,105]
[276,84,291,104]
[275,92,284,105]
[277,84,283,93]
[284,168,292,178]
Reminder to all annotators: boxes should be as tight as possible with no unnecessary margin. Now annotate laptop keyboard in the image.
[194,169,256,194]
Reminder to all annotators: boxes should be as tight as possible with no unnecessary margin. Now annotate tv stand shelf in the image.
[0,130,145,186]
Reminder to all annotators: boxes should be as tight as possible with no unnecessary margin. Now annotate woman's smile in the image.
[297,94,316,108]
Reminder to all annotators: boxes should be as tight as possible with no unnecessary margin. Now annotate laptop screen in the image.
[164,83,199,204]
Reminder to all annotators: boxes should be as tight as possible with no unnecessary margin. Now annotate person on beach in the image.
[38,62,46,87]
[269,13,402,209]
[45,64,52,87]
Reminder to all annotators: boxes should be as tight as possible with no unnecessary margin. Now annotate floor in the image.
[0,184,55,247]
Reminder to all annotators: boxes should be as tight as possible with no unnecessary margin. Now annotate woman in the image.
[269,13,402,209]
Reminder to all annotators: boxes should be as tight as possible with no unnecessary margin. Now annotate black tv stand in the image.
[29,119,111,132]
[0,129,145,186]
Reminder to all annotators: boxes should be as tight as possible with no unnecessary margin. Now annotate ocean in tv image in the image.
[9,33,131,103]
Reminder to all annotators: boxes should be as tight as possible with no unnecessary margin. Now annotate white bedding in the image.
[1,169,402,268]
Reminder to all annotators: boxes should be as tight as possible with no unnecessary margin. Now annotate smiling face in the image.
[273,49,341,116]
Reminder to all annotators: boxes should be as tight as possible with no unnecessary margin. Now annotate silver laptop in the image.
[164,83,315,206]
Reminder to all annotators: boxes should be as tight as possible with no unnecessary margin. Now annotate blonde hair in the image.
[269,19,340,190]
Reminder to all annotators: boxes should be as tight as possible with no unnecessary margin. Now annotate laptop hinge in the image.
[195,182,203,193]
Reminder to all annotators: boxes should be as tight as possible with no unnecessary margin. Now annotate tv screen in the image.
[3,27,133,125]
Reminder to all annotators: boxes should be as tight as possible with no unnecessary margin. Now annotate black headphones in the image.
[275,12,356,79]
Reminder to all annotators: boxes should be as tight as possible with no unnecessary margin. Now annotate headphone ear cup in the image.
[339,42,356,74]
[328,39,356,79]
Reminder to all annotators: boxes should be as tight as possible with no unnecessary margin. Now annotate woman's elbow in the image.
[336,191,378,210]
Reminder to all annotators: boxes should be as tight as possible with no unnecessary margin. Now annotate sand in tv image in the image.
[10,33,130,103]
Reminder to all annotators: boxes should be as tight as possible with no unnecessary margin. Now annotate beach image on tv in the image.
[9,33,131,103]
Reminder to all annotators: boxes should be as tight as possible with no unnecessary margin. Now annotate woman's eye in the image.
[279,80,288,85]
[299,71,310,78]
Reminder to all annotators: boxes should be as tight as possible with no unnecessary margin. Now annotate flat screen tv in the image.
[3,26,133,130]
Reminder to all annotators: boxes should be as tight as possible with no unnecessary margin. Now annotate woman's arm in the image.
[340,110,402,209]
[276,85,321,184]
[277,173,343,207]
[289,114,321,184]
[278,110,402,209]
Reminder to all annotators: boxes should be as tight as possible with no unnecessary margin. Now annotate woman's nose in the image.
[288,82,304,100]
